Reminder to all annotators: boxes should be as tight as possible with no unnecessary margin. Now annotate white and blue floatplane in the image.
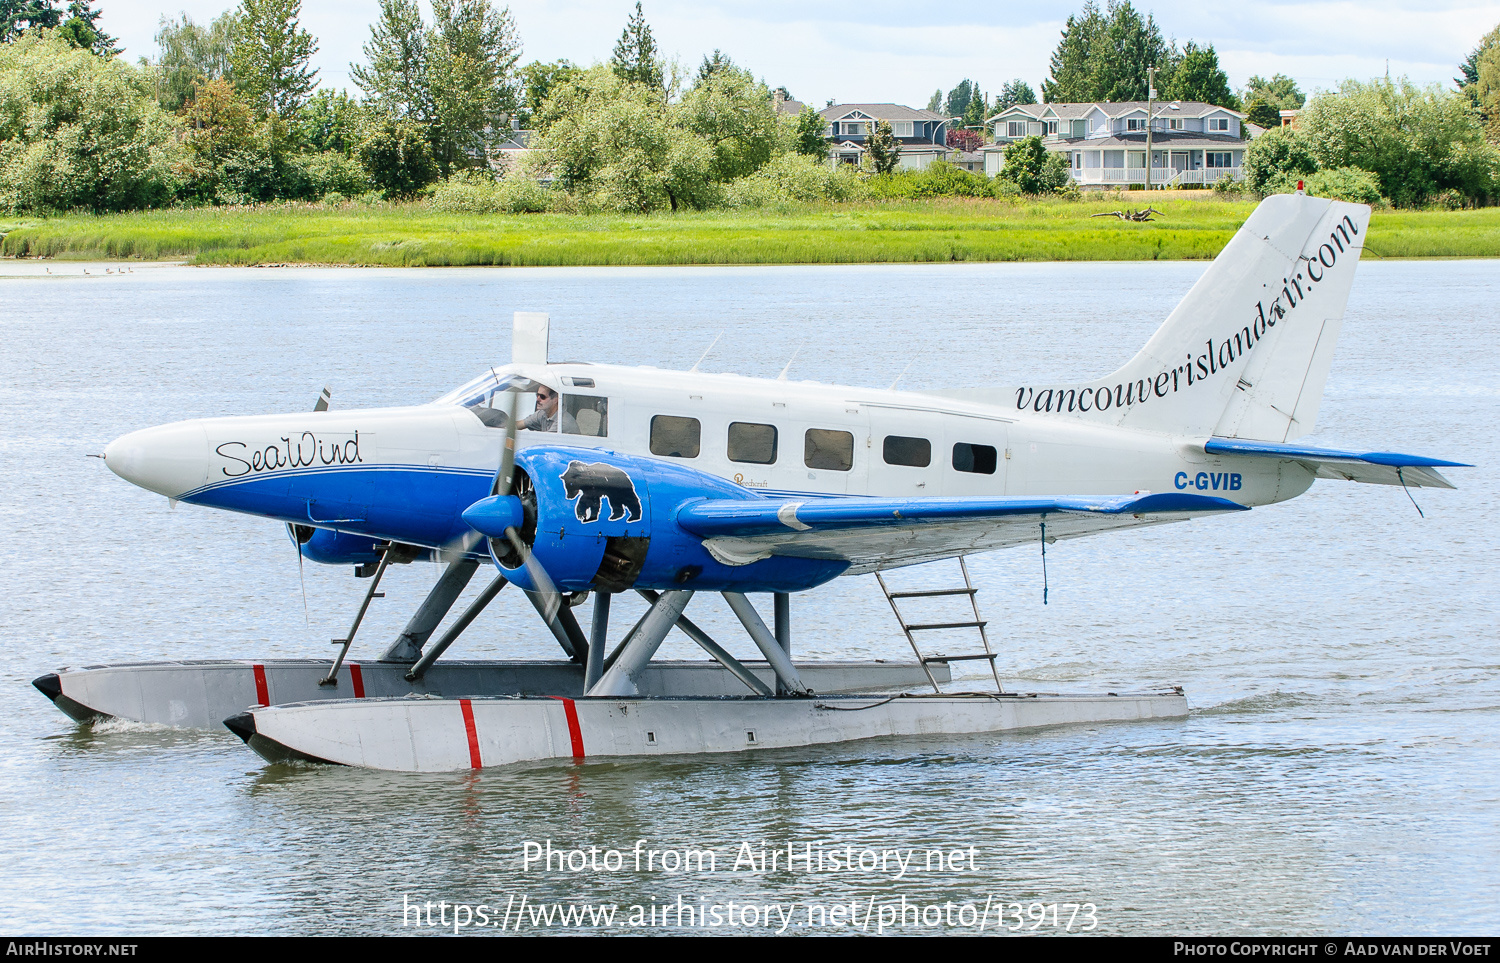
[35,193,1467,772]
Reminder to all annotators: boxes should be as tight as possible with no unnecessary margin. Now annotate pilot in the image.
[519,384,577,433]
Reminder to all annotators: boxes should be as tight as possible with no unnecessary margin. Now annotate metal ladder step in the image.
[922,653,999,664]
[886,588,977,599]
[906,620,988,631]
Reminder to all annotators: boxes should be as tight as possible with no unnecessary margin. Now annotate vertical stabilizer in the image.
[933,194,1371,440]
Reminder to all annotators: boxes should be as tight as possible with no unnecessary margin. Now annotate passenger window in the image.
[728,422,777,464]
[563,394,608,437]
[883,435,931,467]
[651,415,701,458]
[804,429,854,471]
[952,442,998,475]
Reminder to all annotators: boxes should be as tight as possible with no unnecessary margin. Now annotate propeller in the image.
[474,386,562,623]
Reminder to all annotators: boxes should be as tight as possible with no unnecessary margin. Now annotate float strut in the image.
[321,544,393,686]
[527,591,590,662]
[405,575,509,681]
[588,590,694,697]
[585,592,610,690]
[774,592,792,695]
[723,592,812,697]
[379,557,480,663]
[637,589,772,696]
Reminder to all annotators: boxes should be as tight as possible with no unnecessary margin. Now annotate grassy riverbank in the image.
[2,197,1496,266]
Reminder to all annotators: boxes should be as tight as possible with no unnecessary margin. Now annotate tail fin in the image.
[937,194,1371,441]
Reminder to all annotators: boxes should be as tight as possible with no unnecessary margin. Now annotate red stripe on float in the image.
[252,664,269,707]
[548,696,586,760]
[349,663,365,698]
[460,699,482,770]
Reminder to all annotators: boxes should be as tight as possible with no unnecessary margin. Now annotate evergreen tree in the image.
[995,78,1037,111]
[695,48,731,85]
[1163,42,1236,107]
[1,0,61,42]
[926,89,941,112]
[962,88,987,128]
[611,1,661,91]
[1042,0,1169,103]
[1243,97,1280,130]
[792,105,827,158]
[944,78,976,119]
[231,0,318,118]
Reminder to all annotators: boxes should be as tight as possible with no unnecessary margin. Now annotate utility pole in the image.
[1146,66,1155,192]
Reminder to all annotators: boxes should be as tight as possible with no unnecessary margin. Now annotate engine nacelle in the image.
[470,447,847,594]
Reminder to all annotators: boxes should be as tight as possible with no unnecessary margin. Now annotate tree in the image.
[152,11,239,111]
[1042,0,1170,103]
[0,30,183,211]
[680,62,778,181]
[351,0,428,120]
[1243,98,1281,130]
[358,114,438,196]
[1242,126,1317,195]
[611,1,661,92]
[425,0,521,173]
[1,0,61,43]
[1001,135,1070,193]
[1243,73,1304,110]
[1479,43,1500,141]
[696,48,732,84]
[517,58,579,128]
[536,66,711,212]
[962,89,987,128]
[1163,42,1235,107]
[1299,76,1499,206]
[296,88,368,154]
[995,78,1036,111]
[790,105,827,158]
[51,1,116,55]
[926,89,941,112]
[946,127,983,152]
[232,0,318,118]
[179,77,254,190]
[944,79,977,119]
[1458,25,1498,91]
[866,118,900,174]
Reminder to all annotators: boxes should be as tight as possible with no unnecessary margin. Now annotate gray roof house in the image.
[982,101,1251,187]
[819,103,952,170]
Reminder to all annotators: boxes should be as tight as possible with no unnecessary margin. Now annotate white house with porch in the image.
[982,101,1250,187]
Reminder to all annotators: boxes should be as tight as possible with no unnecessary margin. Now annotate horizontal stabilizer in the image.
[1204,437,1468,489]
[678,492,1246,573]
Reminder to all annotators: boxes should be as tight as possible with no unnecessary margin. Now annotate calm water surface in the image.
[0,258,1496,935]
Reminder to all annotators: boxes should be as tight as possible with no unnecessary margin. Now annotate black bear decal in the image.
[561,461,644,523]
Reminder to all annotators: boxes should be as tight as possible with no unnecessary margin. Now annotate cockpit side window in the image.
[563,394,608,437]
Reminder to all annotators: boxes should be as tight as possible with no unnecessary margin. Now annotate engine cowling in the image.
[461,446,847,594]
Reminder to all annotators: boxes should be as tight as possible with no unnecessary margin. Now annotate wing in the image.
[1204,437,1469,489]
[677,492,1247,575]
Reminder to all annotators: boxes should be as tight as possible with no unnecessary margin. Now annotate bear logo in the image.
[561,461,644,524]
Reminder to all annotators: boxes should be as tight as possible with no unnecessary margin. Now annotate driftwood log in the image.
[1090,208,1163,222]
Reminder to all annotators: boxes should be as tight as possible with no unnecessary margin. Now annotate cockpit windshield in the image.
[433,368,609,437]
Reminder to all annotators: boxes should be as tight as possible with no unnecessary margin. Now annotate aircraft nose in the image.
[103,421,210,498]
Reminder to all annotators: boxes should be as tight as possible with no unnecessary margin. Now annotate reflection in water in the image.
[1,260,1497,933]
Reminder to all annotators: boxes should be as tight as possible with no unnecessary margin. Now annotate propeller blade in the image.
[492,389,520,497]
[507,526,560,622]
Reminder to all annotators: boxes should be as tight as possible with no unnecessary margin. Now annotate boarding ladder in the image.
[877,557,1003,694]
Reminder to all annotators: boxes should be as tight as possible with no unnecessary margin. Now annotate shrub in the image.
[294,151,373,200]
[722,153,866,208]
[429,168,554,213]
[1306,167,1383,205]
[1243,126,1317,196]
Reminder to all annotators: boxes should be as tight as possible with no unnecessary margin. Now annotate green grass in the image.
[2,197,1496,266]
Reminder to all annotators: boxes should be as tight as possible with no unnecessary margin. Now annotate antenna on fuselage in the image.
[889,360,914,391]
[776,348,800,381]
[689,332,722,372]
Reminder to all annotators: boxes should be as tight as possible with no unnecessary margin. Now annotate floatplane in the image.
[35,193,1466,772]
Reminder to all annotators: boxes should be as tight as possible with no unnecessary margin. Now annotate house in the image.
[819,104,951,170]
[982,101,1250,188]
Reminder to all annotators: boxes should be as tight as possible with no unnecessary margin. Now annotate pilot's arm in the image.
[518,409,554,431]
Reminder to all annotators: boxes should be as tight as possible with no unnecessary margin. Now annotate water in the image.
[1,258,1496,935]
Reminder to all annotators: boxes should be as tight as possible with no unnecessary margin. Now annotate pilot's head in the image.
[535,385,559,416]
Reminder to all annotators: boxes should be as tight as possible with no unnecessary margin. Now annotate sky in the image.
[99,0,1500,106]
